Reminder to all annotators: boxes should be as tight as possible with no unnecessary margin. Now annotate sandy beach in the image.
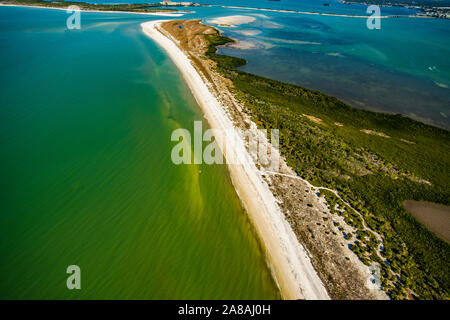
[141,20,329,300]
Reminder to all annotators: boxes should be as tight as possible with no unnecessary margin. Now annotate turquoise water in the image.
[0,7,280,299]
[52,1,449,128]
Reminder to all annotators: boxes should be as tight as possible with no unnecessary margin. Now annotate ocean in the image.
[0,6,280,299]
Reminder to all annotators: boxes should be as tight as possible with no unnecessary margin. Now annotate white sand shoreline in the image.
[141,20,330,300]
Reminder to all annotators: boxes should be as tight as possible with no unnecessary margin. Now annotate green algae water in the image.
[0,7,280,299]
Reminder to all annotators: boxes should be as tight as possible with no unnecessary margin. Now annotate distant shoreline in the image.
[0,2,187,16]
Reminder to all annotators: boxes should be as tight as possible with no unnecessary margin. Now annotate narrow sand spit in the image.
[141,20,330,300]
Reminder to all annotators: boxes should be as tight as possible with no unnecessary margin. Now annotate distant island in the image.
[0,0,191,14]
[341,0,450,18]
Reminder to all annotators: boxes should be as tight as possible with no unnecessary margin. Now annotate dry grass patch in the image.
[360,129,391,138]
[303,114,324,125]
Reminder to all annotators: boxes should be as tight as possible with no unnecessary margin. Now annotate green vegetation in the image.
[205,29,450,299]
[1,0,179,13]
